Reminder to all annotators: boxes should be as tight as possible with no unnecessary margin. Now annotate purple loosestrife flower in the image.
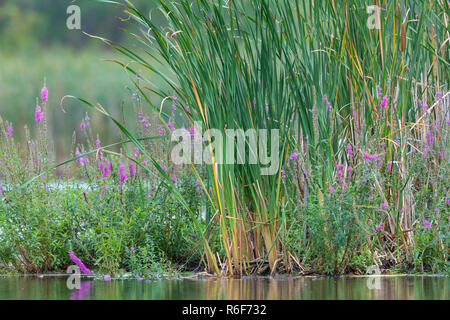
[41,86,48,102]
[0,186,3,192]
[128,160,136,178]
[130,247,135,254]
[346,144,353,156]
[100,160,111,178]
[162,166,168,174]
[375,221,384,231]
[171,174,177,184]
[189,126,196,136]
[290,152,299,161]
[138,112,150,126]
[379,95,388,108]
[6,125,13,137]
[380,203,388,210]
[386,161,393,172]
[35,106,44,123]
[68,251,91,275]
[80,120,89,130]
[329,186,335,193]
[280,169,286,180]
[118,166,127,182]
[363,152,378,161]
[167,122,175,130]
[158,126,164,136]
[434,209,440,219]
[322,95,331,109]
[419,100,429,114]
[75,151,88,166]
[103,275,111,281]
[422,219,431,230]
[195,179,202,191]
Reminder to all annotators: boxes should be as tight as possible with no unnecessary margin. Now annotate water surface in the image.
[0,275,447,300]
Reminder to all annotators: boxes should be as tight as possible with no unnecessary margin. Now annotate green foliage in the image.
[0,0,448,277]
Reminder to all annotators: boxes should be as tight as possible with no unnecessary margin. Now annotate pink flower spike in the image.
[35,106,44,123]
[68,251,91,275]
[379,95,388,108]
[380,203,388,210]
[346,144,353,154]
[329,186,335,193]
[363,152,378,161]
[290,152,299,161]
[128,160,136,178]
[104,275,111,281]
[375,222,384,231]
[41,86,48,102]
[118,166,127,182]
[6,125,13,137]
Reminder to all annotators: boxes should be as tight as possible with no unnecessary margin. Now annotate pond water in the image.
[0,275,448,300]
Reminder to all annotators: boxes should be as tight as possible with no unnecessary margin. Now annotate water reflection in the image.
[70,281,92,300]
[0,276,447,300]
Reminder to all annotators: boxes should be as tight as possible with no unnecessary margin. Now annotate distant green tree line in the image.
[0,0,160,50]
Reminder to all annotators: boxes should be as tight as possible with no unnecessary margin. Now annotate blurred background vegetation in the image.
[0,0,165,162]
